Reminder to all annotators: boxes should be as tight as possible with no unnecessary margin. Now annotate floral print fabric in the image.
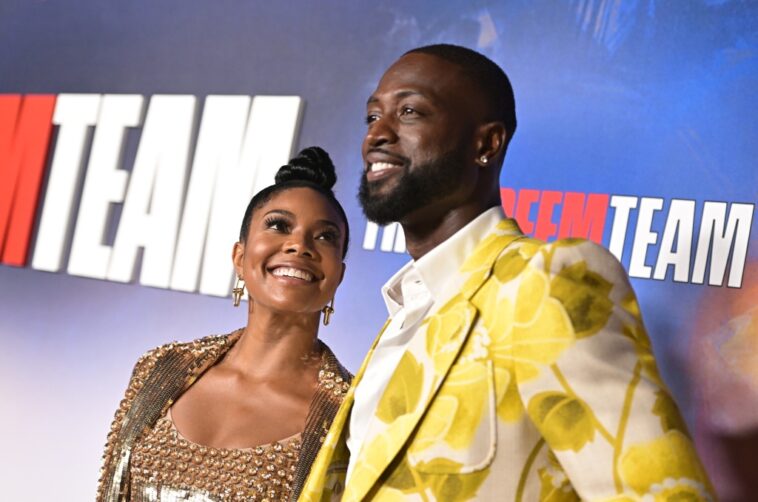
[300,216,714,502]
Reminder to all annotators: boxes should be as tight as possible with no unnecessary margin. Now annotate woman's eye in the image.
[264,217,290,232]
[317,230,339,243]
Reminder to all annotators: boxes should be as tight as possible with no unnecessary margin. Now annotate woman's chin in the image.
[250,299,325,319]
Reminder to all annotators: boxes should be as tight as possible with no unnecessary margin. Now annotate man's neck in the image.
[402,201,499,260]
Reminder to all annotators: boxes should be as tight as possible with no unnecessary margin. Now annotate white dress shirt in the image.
[346,207,504,481]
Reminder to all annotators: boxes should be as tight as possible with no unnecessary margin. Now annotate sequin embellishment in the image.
[130,416,301,501]
[97,332,352,502]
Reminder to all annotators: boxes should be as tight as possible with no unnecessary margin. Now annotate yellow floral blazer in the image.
[299,217,715,501]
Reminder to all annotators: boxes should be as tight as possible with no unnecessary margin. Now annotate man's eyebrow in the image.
[366,90,427,106]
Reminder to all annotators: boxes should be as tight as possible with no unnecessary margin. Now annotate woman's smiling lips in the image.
[268,265,319,283]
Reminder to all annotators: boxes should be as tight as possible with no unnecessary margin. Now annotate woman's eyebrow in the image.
[263,209,295,218]
[264,210,340,232]
[318,220,341,232]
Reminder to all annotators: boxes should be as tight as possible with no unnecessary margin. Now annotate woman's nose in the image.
[284,233,314,257]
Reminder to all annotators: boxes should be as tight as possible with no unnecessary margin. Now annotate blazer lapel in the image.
[103,331,241,501]
[298,321,390,502]
[346,224,524,501]
[344,302,477,501]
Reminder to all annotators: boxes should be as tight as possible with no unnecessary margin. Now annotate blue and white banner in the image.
[1,1,756,499]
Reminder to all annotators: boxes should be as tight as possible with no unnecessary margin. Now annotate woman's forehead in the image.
[257,187,343,223]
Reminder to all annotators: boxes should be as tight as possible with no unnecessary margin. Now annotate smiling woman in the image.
[96,147,353,502]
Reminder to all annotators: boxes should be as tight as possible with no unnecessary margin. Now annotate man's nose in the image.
[365,116,398,147]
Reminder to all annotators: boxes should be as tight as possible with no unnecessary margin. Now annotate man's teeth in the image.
[272,267,314,282]
[371,162,400,172]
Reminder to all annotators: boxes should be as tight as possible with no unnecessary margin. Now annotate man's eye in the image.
[264,217,289,232]
[365,113,379,125]
[400,106,417,116]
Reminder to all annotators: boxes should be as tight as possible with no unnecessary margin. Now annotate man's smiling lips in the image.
[366,161,403,182]
[365,150,408,182]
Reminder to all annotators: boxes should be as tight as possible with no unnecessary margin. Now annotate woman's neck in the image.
[224,308,322,378]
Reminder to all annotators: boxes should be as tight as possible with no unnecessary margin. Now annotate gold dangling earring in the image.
[232,276,244,307]
[322,299,335,326]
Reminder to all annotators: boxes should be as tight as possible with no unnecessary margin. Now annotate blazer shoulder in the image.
[128,330,240,382]
[98,330,241,500]
[522,237,630,282]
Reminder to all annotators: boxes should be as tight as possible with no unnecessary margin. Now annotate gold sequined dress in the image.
[97,330,351,502]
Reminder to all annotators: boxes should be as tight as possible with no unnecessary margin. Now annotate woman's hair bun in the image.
[274,146,337,190]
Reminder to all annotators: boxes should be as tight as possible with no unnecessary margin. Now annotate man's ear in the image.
[475,121,508,166]
[232,241,244,278]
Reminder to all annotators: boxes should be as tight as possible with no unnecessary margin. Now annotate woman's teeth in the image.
[272,267,314,282]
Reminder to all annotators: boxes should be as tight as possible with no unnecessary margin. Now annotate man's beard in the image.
[358,154,467,226]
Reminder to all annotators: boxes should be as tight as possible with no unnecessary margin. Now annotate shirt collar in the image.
[381,206,506,316]
[381,259,415,317]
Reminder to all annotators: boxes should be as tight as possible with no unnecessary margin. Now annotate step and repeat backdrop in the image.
[1,1,756,499]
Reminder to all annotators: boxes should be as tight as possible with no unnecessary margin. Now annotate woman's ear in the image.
[232,241,244,278]
[338,263,346,286]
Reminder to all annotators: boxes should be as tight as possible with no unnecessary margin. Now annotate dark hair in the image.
[238,146,350,258]
[404,44,517,139]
